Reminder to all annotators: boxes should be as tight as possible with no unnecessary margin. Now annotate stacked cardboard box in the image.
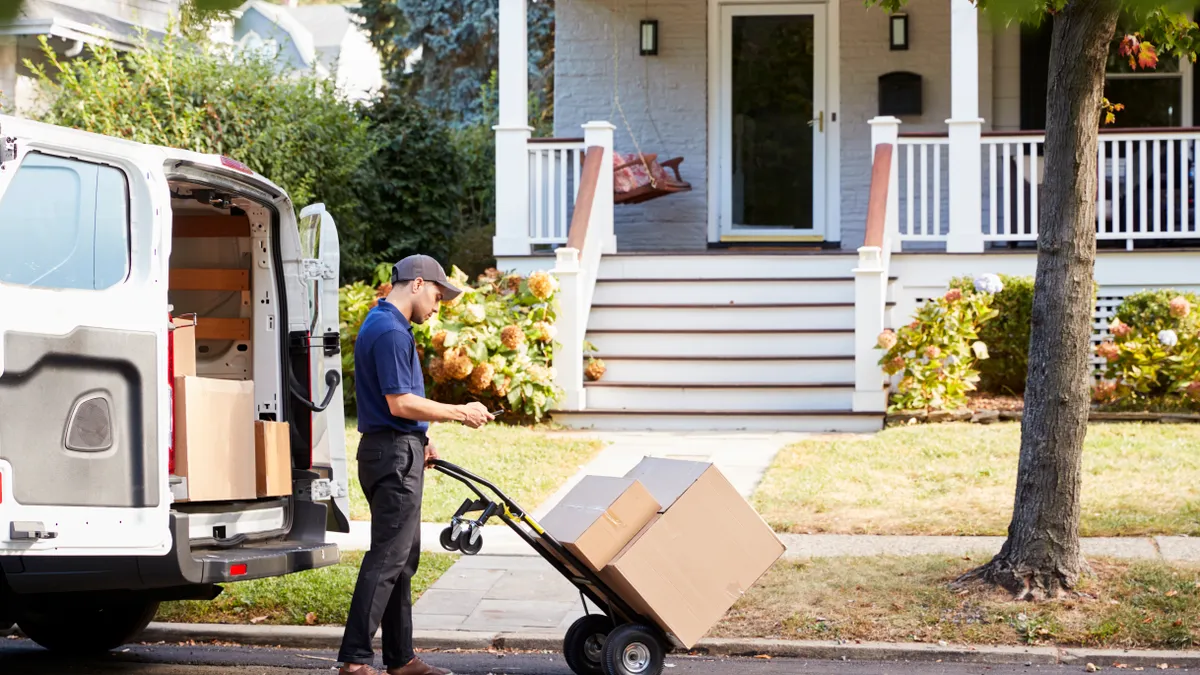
[171,318,293,502]
[539,458,785,650]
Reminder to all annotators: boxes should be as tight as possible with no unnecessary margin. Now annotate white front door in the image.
[717,3,828,242]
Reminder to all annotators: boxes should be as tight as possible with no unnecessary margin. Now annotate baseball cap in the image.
[392,254,463,302]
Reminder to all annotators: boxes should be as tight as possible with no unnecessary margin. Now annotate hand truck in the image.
[431,459,672,675]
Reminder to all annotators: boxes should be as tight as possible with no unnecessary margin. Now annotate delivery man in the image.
[338,254,494,675]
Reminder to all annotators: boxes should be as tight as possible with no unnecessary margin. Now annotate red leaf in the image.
[1119,35,1140,58]
[1138,42,1159,70]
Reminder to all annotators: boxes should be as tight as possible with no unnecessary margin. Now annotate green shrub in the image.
[950,274,1035,394]
[1095,291,1200,409]
[878,287,999,412]
[339,266,562,423]
[26,30,371,250]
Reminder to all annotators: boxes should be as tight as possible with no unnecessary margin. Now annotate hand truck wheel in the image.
[601,624,665,675]
[459,525,484,555]
[439,526,460,552]
[562,614,612,675]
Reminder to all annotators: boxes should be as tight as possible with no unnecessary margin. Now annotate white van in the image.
[0,115,351,653]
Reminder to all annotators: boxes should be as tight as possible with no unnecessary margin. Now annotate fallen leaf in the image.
[1143,617,1154,624]
[754,654,772,660]
[1173,620,1183,627]
[1087,664,1099,673]
[1115,664,1129,669]
[1166,590,1179,597]
[305,612,317,626]
[1158,665,1169,670]
[250,616,268,625]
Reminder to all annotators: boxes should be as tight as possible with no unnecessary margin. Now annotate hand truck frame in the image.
[431,459,673,675]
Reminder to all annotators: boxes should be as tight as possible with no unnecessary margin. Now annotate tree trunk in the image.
[957,0,1120,600]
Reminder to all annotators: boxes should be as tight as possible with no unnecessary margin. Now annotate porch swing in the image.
[604,9,692,205]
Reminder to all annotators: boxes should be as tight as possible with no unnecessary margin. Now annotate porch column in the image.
[493,0,533,257]
[945,0,985,253]
[0,37,17,113]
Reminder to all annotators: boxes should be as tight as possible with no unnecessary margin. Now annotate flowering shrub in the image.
[878,284,999,412]
[949,273,1035,394]
[1094,290,1200,410]
[339,265,563,423]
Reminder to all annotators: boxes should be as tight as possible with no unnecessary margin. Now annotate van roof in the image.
[0,114,286,198]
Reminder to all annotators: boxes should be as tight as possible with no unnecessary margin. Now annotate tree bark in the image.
[956,0,1120,600]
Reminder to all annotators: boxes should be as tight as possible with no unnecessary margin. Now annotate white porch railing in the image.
[891,125,1200,250]
[550,122,615,412]
[528,138,586,246]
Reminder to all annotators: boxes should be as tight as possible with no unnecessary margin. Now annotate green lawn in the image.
[156,551,457,626]
[714,555,1200,649]
[345,420,604,523]
[753,422,1200,537]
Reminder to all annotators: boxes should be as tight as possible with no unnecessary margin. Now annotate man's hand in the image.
[424,441,439,468]
[458,402,494,429]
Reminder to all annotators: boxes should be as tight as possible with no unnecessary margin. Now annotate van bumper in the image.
[2,510,340,596]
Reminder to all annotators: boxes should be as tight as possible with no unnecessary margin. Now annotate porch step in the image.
[590,355,855,384]
[583,382,856,412]
[584,329,856,357]
[549,409,884,433]
[598,253,860,280]
[593,277,863,304]
[588,302,879,331]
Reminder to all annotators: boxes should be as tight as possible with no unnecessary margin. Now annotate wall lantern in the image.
[889,13,909,50]
[640,19,659,56]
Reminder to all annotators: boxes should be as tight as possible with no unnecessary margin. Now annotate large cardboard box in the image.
[173,376,256,502]
[539,476,660,572]
[171,316,197,378]
[600,459,785,650]
[255,420,292,498]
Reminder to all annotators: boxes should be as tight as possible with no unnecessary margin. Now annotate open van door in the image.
[0,115,173,557]
[297,203,351,533]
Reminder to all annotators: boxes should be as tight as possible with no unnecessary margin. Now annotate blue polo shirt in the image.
[354,298,428,435]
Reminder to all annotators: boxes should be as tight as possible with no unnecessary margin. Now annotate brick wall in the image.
[553,0,1009,251]
[554,0,709,251]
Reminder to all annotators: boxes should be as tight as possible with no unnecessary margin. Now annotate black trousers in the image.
[338,430,426,668]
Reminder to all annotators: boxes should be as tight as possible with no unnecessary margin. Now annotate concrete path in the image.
[407,430,803,635]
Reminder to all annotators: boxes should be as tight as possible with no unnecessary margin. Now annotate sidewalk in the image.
[326,429,1200,639]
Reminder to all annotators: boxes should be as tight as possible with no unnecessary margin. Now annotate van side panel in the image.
[0,328,159,508]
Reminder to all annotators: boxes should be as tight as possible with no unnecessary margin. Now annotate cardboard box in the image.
[622,457,712,511]
[173,376,256,502]
[255,420,292,498]
[539,476,660,572]
[600,459,785,650]
[171,316,197,378]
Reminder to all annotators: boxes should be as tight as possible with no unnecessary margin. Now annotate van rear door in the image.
[297,203,350,532]
[0,116,173,557]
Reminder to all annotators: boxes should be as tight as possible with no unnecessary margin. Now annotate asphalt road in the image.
[0,638,1163,675]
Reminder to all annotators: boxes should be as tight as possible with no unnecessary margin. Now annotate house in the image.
[226,1,382,102]
[0,0,175,114]
[489,0,1200,432]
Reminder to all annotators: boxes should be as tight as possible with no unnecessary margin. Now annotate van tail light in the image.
[167,312,176,475]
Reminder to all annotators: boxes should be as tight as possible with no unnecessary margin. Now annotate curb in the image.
[137,624,1200,667]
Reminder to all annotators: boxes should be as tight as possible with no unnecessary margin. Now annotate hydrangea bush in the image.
[339,264,563,423]
[877,278,1000,412]
[1093,290,1200,410]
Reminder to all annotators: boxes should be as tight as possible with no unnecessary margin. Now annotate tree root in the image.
[950,554,1088,601]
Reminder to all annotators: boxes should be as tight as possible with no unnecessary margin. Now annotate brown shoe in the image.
[387,657,454,675]
[339,665,384,675]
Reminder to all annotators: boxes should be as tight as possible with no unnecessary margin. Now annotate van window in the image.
[0,152,131,290]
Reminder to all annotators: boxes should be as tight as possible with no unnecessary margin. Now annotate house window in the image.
[0,152,131,290]
[1103,44,1190,128]
[1019,21,1196,130]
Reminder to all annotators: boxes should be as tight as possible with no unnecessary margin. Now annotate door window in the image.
[0,152,131,290]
